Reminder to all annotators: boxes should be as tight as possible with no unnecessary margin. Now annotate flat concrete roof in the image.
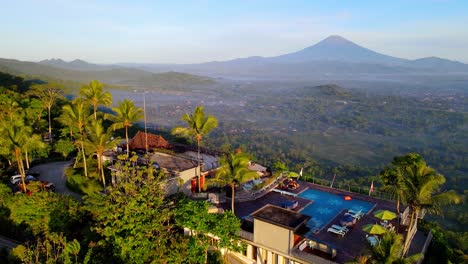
[251,204,310,231]
[150,152,197,172]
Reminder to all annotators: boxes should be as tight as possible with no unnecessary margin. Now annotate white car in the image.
[10,175,22,184]
[10,175,37,185]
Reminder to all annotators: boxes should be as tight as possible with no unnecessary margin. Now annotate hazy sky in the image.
[2,0,467,64]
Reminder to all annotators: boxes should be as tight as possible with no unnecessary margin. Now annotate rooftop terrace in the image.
[150,152,197,172]
[251,205,310,231]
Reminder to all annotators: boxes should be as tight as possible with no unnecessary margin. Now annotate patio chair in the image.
[327,227,346,237]
[308,240,318,249]
[366,235,379,246]
[331,225,349,232]
[380,221,389,228]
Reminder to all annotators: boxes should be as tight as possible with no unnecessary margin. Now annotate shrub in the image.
[65,168,101,196]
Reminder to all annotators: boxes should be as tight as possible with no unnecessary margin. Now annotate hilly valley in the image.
[1,35,466,197]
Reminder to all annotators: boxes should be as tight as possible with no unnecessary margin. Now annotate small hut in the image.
[127,131,170,152]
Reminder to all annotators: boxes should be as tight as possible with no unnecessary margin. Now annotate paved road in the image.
[0,235,20,250]
[31,160,82,200]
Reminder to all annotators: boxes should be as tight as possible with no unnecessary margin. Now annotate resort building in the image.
[223,181,432,264]
[105,131,430,263]
[149,152,198,195]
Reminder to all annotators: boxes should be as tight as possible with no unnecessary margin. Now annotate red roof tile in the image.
[128,131,170,150]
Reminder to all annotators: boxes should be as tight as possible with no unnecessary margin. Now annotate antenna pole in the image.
[144,92,148,154]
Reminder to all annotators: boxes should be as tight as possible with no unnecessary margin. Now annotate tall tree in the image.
[172,106,218,192]
[28,83,64,142]
[208,151,258,214]
[398,156,460,254]
[0,118,33,191]
[59,99,92,177]
[173,198,244,263]
[105,99,143,158]
[0,95,20,121]
[83,120,119,190]
[85,162,171,263]
[79,80,112,120]
[379,154,424,230]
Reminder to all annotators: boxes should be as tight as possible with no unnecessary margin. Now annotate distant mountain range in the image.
[39,58,120,71]
[0,58,214,87]
[0,35,467,82]
[115,35,468,79]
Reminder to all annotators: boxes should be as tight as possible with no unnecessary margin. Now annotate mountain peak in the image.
[40,58,66,63]
[70,59,89,65]
[320,35,352,44]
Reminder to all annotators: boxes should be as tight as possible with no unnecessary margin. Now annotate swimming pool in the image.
[298,188,374,233]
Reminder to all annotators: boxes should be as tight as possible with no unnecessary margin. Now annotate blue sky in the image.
[1,0,467,63]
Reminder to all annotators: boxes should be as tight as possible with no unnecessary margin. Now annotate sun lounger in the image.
[331,225,349,232]
[348,209,364,217]
[327,227,346,236]
[345,212,362,220]
[299,241,308,251]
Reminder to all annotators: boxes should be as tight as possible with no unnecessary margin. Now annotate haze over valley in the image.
[3,35,466,188]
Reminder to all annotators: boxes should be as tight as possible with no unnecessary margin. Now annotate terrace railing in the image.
[306,177,395,202]
[234,173,286,202]
[291,240,337,264]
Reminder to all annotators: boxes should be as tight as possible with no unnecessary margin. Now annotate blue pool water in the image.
[298,188,374,232]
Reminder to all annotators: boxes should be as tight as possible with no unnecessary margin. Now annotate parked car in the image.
[25,175,38,183]
[24,170,40,178]
[14,170,40,178]
[10,175,37,185]
[41,182,56,192]
[10,175,23,184]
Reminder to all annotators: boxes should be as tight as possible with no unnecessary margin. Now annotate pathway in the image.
[0,235,20,250]
[31,160,82,200]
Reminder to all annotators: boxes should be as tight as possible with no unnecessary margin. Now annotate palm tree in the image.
[83,120,120,190]
[0,96,20,121]
[105,99,143,158]
[0,118,32,191]
[379,154,424,230]
[208,151,258,214]
[28,83,64,142]
[368,232,421,264]
[380,168,402,214]
[399,158,460,254]
[379,167,407,230]
[60,99,92,177]
[79,80,112,120]
[172,106,218,192]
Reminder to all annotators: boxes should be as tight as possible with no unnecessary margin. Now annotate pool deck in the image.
[230,180,408,263]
